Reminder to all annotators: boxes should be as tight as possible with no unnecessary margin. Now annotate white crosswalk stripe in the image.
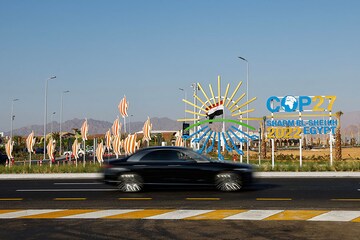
[60,209,139,219]
[0,209,62,219]
[225,210,283,220]
[308,211,360,222]
[146,210,212,219]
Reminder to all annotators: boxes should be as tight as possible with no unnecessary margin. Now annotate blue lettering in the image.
[303,127,310,134]
[266,96,280,113]
[310,127,317,134]
[298,96,312,112]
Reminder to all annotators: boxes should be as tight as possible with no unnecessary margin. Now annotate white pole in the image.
[329,106,333,166]
[93,138,96,164]
[60,90,69,156]
[44,76,56,161]
[238,57,250,163]
[299,137,303,168]
[83,139,86,167]
[299,112,302,168]
[271,139,275,169]
[258,128,261,165]
[51,112,55,134]
[123,117,126,134]
[10,99,19,139]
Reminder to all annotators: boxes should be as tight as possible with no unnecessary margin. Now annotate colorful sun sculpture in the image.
[178,76,258,160]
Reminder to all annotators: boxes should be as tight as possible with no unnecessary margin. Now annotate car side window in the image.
[140,150,186,162]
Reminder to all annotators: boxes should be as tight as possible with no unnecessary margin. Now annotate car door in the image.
[133,149,182,184]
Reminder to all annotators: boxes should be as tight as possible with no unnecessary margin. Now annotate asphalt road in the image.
[0,177,359,240]
[0,177,359,209]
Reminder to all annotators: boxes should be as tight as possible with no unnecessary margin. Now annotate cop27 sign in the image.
[266,95,336,113]
[265,95,337,139]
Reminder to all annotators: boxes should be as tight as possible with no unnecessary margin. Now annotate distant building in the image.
[0,132,3,137]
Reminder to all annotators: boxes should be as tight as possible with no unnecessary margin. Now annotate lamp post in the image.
[191,83,198,150]
[60,90,70,155]
[10,98,19,139]
[43,76,56,160]
[129,114,133,133]
[50,112,56,134]
[238,56,249,163]
[179,88,187,119]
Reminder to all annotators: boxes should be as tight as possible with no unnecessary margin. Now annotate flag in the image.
[123,133,140,155]
[105,129,112,152]
[72,138,80,160]
[96,140,104,163]
[112,135,122,158]
[26,131,36,153]
[142,117,152,142]
[112,118,122,136]
[118,96,128,118]
[81,119,88,141]
[47,138,55,161]
[5,138,14,160]
[175,131,184,147]
[206,101,224,122]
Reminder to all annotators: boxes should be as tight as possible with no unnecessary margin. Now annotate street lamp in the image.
[191,83,198,150]
[129,114,134,133]
[10,98,19,139]
[179,88,187,119]
[43,75,56,160]
[51,112,56,134]
[238,56,249,163]
[59,90,70,155]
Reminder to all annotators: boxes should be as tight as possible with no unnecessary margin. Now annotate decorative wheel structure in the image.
[117,173,144,192]
[215,172,243,191]
[178,76,258,160]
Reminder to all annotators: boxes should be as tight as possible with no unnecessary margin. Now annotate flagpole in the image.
[83,139,86,167]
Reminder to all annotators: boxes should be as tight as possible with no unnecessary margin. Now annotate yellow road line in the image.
[186,210,247,220]
[265,210,328,221]
[186,198,220,201]
[104,209,174,219]
[352,217,360,222]
[0,198,23,201]
[21,209,97,219]
[331,199,360,202]
[0,210,21,214]
[118,198,152,200]
[256,198,292,201]
[54,198,87,201]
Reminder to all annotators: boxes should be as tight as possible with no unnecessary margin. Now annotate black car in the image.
[103,146,253,192]
[0,152,7,165]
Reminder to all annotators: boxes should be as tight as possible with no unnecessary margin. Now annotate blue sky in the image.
[0,0,359,132]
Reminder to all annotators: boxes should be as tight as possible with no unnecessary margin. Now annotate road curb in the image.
[255,172,360,178]
[0,173,102,180]
[0,172,359,180]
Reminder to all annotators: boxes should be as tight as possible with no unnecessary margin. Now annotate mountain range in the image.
[5,111,360,137]
[8,117,182,136]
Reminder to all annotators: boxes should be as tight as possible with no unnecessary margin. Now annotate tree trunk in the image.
[335,127,342,160]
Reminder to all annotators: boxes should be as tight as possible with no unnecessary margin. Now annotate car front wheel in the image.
[117,173,144,192]
[215,172,242,192]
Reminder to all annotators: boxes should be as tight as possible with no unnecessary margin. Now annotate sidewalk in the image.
[0,172,359,180]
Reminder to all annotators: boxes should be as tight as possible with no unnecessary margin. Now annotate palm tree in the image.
[335,111,343,160]
[261,116,267,159]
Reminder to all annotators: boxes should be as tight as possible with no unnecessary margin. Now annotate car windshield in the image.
[183,149,217,163]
